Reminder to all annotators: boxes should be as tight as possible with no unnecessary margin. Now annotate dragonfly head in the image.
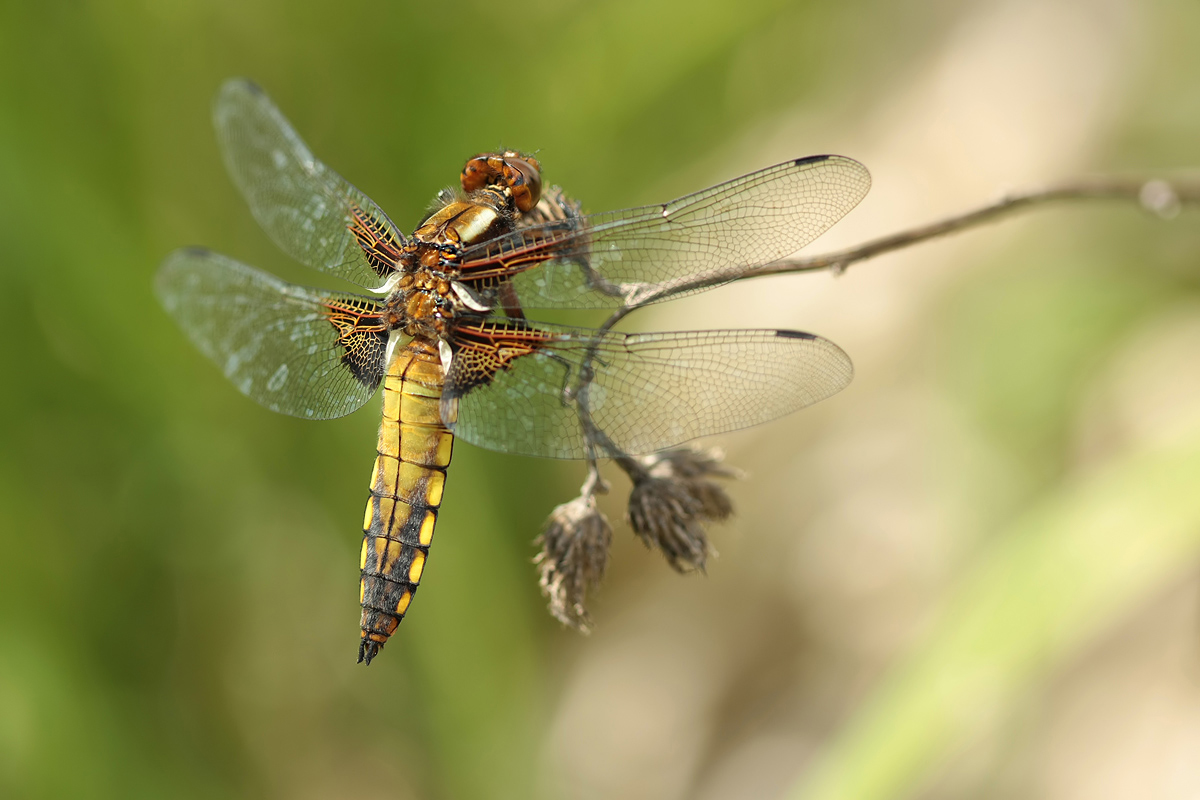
[461,151,543,213]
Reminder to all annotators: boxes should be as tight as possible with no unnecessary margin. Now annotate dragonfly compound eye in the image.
[460,153,543,213]
[502,156,542,213]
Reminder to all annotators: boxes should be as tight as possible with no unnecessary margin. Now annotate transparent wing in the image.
[156,248,389,419]
[442,319,852,459]
[214,79,405,289]
[457,155,870,309]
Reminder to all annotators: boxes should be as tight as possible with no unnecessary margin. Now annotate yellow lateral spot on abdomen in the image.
[395,590,412,615]
[363,496,376,532]
[409,550,426,583]
[359,537,369,570]
[422,470,445,506]
[419,511,436,546]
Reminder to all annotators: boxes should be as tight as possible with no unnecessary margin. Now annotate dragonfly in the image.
[157,79,871,665]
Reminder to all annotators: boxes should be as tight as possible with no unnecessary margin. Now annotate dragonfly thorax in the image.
[383,269,455,340]
[384,154,547,339]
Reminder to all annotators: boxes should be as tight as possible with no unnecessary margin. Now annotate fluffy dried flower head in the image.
[535,495,612,631]
[624,446,737,572]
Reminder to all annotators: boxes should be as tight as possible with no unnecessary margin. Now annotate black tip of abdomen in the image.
[358,639,381,665]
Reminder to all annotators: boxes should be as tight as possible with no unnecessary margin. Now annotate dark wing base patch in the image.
[323,296,390,390]
[157,248,389,420]
[444,318,550,395]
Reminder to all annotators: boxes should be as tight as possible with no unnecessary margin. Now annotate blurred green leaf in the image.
[791,424,1200,800]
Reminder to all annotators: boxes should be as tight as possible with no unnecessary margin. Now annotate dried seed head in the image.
[687,478,735,521]
[628,476,711,571]
[535,495,613,632]
[624,446,738,572]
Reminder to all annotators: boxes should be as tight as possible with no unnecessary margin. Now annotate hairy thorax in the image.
[383,186,523,340]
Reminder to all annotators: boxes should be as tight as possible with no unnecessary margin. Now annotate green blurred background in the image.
[3,1,1200,799]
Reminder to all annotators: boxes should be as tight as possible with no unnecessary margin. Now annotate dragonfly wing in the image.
[457,155,870,309]
[214,79,405,289]
[157,248,389,419]
[441,319,852,459]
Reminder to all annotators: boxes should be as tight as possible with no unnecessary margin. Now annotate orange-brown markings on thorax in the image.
[385,197,514,339]
[358,338,454,664]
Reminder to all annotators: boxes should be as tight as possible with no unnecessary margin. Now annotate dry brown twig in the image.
[534,172,1200,629]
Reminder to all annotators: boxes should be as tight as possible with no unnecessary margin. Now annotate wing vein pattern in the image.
[157,248,387,419]
[460,155,870,309]
[214,79,404,289]
[445,320,853,459]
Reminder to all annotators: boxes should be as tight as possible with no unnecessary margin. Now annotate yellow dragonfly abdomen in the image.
[358,338,453,664]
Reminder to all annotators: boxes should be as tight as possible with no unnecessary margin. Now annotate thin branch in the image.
[747,176,1196,277]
